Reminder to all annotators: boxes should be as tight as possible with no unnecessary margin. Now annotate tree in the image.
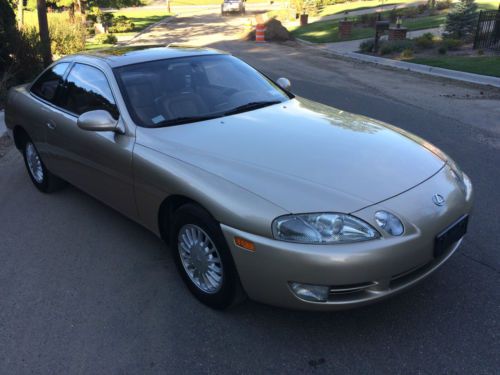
[444,0,478,39]
[0,0,18,73]
[37,0,52,66]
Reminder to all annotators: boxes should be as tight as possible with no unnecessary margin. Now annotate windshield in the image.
[114,54,289,128]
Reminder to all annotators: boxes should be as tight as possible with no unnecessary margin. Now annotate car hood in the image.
[136,98,445,213]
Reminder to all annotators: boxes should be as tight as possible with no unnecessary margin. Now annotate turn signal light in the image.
[234,237,255,251]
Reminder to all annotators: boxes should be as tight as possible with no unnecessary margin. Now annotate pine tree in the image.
[444,0,479,39]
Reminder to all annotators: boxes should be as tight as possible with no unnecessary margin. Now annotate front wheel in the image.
[22,139,65,193]
[172,203,244,309]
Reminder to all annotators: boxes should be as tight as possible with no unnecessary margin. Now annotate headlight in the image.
[374,211,404,236]
[272,213,379,244]
[448,161,472,200]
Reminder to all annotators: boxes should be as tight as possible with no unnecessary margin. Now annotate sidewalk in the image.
[311,0,426,23]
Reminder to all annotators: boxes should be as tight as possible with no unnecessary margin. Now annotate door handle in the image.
[46,121,56,130]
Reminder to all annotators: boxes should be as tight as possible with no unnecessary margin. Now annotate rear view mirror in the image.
[77,110,122,133]
[277,77,291,91]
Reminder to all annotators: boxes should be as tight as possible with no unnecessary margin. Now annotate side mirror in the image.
[77,110,121,133]
[276,77,291,91]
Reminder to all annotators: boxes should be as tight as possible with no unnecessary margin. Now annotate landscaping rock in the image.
[265,18,293,41]
[247,18,293,42]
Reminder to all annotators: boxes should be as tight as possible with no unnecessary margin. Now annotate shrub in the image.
[1,0,43,105]
[88,6,103,23]
[389,8,404,23]
[49,17,87,56]
[417,4,428,13]
[444,0,478,39]
[477,49,484,55]
[402,7,419,18]
[102,12,115,25]
[436,0,452,10]
[109,15,135,33]
[359,13,378,27]
[414,32,435,49]
[441,38,463,50]
[438,46,447,54]
[379,39,415,55]
[359,39,375,53]
[400,48,414,58]
[94,33,118,45]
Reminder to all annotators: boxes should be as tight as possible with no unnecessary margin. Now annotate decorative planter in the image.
[300,14,308,26]
[388,26,408,41]
[339,20,353,39]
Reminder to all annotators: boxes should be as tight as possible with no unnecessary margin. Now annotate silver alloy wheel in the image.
[25,142,44,184]
[178,224,224,294]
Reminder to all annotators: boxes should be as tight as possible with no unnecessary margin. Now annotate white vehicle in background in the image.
[221,0,245,16]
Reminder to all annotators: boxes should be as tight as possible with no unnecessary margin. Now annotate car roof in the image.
[65,45,227,68]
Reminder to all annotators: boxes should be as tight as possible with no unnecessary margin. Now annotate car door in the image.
[46,62,137,219]
[27,62,71,166]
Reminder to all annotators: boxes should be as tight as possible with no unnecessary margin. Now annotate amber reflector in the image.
[234,237,255,251]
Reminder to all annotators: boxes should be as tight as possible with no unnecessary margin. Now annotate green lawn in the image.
[151,0,262,4]
[317,0,499,16]
[291,12,446,43]
[292,0,499,43]
[476,0,500,10]
[85,8,171,50]
[291,19,373,43]
[401,13,446,29]
[109,8,171,33]
[319,0,414,17]
[409,56,500,77]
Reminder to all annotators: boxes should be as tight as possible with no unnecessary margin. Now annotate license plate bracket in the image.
[434,215,468,258]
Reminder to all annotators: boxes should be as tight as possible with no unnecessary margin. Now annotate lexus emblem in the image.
[432,194,445,206]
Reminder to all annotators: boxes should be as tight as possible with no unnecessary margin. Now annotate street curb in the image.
[297,38,500,89]
[123,15,176,45]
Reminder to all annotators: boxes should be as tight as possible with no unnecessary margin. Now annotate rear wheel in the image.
[171,203,244,309]
[22,139,65,193]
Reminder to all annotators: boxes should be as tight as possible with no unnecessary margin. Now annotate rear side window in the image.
[60,63,119,119]
[30,62,70,103]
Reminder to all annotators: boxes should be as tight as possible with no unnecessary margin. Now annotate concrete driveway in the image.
[1,6,499,374]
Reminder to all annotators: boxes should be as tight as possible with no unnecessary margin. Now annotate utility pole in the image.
[37,0,52,67]
[166,0,171,13]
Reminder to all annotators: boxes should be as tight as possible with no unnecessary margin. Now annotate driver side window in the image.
[59,63,119,119]
[30,62,70,104]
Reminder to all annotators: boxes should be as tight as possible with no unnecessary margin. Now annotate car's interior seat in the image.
[157,65,209,119]
[123,76,162,126]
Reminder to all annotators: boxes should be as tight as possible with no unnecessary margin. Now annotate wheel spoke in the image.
[178,224,224,294]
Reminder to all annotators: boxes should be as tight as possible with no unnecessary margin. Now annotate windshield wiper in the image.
[152,114,220,127]
[223,101,282,116]
[150,101,282,127]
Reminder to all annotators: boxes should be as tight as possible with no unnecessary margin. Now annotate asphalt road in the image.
[1,8,499,375]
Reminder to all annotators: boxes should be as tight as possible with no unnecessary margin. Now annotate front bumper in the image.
[221,166,473,311]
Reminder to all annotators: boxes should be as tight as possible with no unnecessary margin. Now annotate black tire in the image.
[22,139,66,193]
[171,203,244,309]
